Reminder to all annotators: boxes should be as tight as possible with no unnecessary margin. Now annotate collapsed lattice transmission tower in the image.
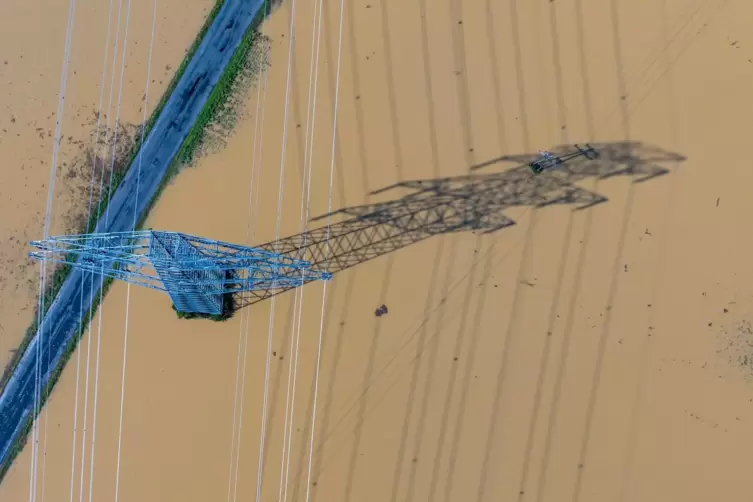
[29,230,333,315]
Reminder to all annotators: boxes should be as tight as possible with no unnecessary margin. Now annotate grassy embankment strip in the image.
[0,0,268,481]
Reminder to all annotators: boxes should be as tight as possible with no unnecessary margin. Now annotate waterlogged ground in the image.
[3,0,753,501]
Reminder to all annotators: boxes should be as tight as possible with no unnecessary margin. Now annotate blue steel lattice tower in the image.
[29,230,333,315]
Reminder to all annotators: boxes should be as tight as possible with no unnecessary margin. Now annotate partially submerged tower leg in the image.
[149,232,225,315]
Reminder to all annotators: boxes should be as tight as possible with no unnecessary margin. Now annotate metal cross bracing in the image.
[29,230,333,315]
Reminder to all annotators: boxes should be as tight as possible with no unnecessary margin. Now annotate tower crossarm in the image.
[29,232,163,291]
[29,229,333,314]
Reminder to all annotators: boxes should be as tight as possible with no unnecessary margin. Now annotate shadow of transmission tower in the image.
[235,141,684,310]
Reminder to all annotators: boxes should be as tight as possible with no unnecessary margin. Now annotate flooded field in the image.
[3,0,753,501]
[0,0,216,370]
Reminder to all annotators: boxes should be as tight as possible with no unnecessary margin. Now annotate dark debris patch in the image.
[717,320,753,378]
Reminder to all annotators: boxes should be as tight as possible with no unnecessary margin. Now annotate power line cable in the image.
[30,0,77,500]
[303,0,346,497]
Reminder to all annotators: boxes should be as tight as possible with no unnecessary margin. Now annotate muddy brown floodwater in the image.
[3,0,753,501]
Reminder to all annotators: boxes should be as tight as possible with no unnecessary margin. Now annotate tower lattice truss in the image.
[30,142,683,314]
[29,230,333,314]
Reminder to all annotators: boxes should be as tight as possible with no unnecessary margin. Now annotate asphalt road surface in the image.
[0,0,264,471]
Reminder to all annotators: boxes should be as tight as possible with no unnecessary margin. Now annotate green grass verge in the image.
[0,0,270,482]
[140,8,269,218]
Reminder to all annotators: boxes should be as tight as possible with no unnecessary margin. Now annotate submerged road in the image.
[0,0,265,471]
